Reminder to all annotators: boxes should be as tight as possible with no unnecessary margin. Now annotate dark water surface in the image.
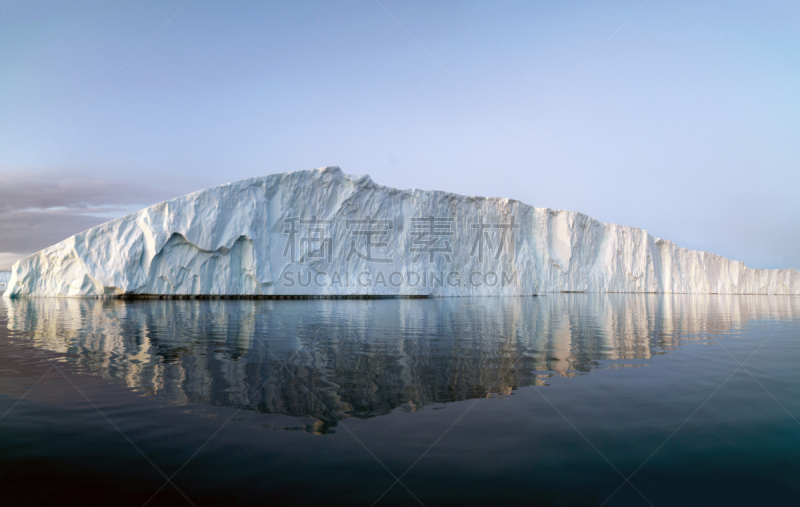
[0,295,798,506]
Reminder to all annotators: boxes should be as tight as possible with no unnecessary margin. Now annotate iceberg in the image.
[4,166,799,297]
[0,270,10,292]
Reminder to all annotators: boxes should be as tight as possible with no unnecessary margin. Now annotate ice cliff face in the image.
[4,166,799,297]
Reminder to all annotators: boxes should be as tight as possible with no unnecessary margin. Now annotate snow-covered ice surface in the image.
[4,167,799,297]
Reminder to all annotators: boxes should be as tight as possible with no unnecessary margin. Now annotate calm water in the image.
[0,295,798,506]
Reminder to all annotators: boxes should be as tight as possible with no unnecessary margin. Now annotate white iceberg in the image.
[0,270,10,293]
[4,167,799,297]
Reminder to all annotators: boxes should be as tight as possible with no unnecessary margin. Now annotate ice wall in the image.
[4,167,799,297]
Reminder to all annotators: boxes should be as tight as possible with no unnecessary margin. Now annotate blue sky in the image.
[1,0,799,270]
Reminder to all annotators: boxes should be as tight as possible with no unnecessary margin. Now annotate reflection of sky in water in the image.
[5,295,800,432]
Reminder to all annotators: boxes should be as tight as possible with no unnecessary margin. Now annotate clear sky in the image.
[1,0,799,271]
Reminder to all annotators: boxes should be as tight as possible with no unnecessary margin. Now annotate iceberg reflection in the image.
[5,295,798,432]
